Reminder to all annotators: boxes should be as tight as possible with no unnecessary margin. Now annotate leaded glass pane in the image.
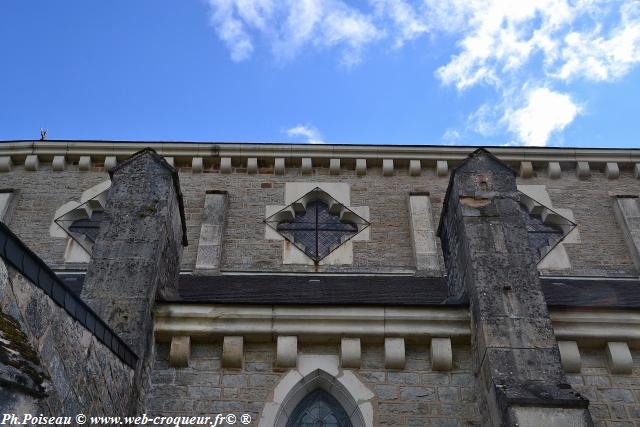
[286,390,353,427]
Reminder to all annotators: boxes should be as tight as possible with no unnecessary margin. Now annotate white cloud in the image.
[285,124,325,144]
[206,0,640,146]
[506,87,580,147]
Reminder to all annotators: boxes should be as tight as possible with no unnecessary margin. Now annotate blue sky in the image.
[1,0,639,147]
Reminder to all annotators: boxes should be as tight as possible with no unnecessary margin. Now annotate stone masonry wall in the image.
[0,162,637,276]
[146,341,481,427]
[566,349,640,427]
[0,260,134,417]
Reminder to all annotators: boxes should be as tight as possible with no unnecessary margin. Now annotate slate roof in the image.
[58,272,640,308]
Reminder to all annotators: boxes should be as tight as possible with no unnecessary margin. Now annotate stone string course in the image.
[146,342,482,427]
[0,162,637,277]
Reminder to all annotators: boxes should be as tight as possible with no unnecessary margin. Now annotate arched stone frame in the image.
[259,355,375,427]
[49,180,111,262]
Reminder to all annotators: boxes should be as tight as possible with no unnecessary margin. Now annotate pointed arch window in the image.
[286,389,354,427]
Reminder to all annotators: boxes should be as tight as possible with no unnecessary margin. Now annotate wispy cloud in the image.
[207,0,640,146]
[285,124,325,144]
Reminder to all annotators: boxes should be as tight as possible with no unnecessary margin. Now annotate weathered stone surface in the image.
[195,191,227,273]
[437,149,593,426]
[81,149,186,412]
[222,336,243,368]
[169,336,191,368]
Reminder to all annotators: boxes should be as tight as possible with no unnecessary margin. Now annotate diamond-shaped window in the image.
[518,191,576,264]
[266,187,370,263]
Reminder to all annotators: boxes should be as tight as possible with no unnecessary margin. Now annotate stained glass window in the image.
[69,209,105,243]
[266,187,370,263]
[286,390,353,427]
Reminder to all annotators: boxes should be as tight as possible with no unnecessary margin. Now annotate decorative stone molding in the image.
[635,163,640,179]
[436,160,448,177]
[222,336,243,368]
[330,158,340,175]
[409,160,421,176]
[0,156,12,172]
[340,338,361,369]
[519,161,534,178]
[78,156,92,171]
[274,158,285,175]
[49,180,111,263]
[606,162,620,179]
[192,157,203,173]
[104,156,117,171]
[276,336,298,368]
[606,342,633,374]
[258,355,374,427]
[155,304,640,354]
[558,341,581,373]
[355,159,366,176]
[169,336,190,368]
[384,337,405,369]
[247,157,258,174]
[300,158,312,175]
[382,159,394,176]
[547,162,561,179]
[52,155,66,171]
[25,155,39,171]
[220,157,232,174]
[517,185,579,271]
[576,161,591,179]
[430,337,452,371]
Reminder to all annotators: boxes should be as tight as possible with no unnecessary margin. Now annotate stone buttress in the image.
[437,149,594,426]
[81,148,187,413]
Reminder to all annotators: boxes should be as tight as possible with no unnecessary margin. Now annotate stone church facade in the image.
[0,140,639,426]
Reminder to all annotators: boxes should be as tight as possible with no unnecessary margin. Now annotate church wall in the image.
[145,341,481,427]
[0,162,637,277]
[565,349,640,426]
[0,261,134,416]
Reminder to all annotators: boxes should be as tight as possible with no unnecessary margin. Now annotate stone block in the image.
[436,160,448,177]
[547,161,561,179]
[104,156,117,171]
[382,159,394,176]
[163,157,174,167]
[52,156,66,171]
[78,156,92,171]
[330,158,340,175]
[385,337,405,369]
[222,336,243,368]
[576,161,590,179]
[276,336,297,368]
[247,157,258,174]
[274,158,285,175]
[605,162,619,179]
[519,161,533,178]
[431,338,453,371]
[341,338,361,369]
[635,163,640,179]
[220,157,232,174]
[558,341,581,373]
[301,158,312,174]
[0,156,13,172]
[409,160,421,176]
[169,336,191,368]
[605,342,633,374]
[192,157,203,173]
[25,155,39,171]
[355,159,367,175]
